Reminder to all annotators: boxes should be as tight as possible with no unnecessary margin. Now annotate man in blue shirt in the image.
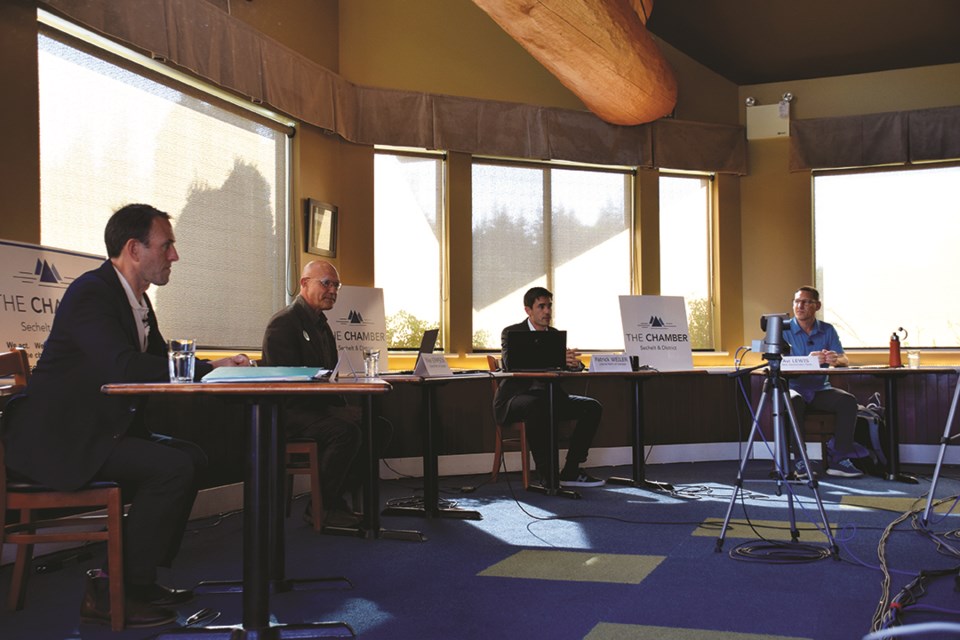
[781,286,863,478]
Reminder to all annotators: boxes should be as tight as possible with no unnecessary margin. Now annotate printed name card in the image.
[414,353,452,377]
[780,355,821,371]
[589,354,633,372]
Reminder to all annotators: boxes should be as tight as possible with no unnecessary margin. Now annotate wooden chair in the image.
[285,439,323,531]
[486,355,531,488]
[0,348,126,630]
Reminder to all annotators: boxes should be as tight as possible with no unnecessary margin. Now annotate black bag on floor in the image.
[852,392,890,477]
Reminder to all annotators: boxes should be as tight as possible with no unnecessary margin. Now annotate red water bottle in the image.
[888,329,902,368]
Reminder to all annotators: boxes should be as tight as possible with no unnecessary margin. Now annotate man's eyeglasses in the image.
[793,299,817,307]
[311,278,341,290]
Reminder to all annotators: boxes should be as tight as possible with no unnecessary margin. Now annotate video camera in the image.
[757,313,792,360]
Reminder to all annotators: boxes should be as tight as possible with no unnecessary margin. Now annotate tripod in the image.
[715,355,839,556]
[921,371,960,525]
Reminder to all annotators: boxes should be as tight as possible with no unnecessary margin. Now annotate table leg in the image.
[358,395,424,541]
[527,380,579,499]
[607,377,673,491]
[381,385,481,521]
[172,402,354,639]
[884,375,918,484]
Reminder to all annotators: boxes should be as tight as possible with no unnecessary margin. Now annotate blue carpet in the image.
[3,460,960,639]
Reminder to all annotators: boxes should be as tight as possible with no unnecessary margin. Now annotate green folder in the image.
[201,366,330,383]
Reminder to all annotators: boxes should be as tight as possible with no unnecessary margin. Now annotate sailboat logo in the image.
[11,258,71,289]
[638,315,677,330]
[35,259,63,284]
[341,309,374,326]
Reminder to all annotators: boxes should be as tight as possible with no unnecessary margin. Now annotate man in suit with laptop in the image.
[494,286,604,487]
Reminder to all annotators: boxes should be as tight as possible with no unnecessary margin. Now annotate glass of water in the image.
[168,339,196,383]
[362,348,380,378]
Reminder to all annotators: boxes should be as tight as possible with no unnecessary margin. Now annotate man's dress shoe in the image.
[130,582,196,606]
[80,569,177,628]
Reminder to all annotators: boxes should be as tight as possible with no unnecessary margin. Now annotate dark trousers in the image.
[789,387,859,459]
[503,392,602,471]
[291,405,363,511]
[95,433,206,586]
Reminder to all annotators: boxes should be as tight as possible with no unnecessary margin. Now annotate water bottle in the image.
[888,329,903,368]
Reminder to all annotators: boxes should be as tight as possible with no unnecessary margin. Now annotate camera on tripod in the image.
[756,313,792,361]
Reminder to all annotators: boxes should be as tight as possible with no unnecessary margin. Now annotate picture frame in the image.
[305,199,337,257]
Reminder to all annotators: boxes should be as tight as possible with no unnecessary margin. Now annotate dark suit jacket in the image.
[260,295,344,433]
[493,320,575,424]
[0,260,212,491]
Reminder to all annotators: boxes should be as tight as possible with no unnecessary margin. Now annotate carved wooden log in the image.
[472,0,677,125]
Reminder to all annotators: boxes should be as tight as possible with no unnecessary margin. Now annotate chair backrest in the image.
[0,348,30,389]
[485,355,500,396]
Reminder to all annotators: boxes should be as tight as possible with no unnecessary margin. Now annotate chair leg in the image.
[105,493,125,631]
[307,446,323,531]
[8,537,33,611]
[491,425,504,482]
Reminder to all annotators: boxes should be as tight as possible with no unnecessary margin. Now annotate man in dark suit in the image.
[494,286,604,487]
[1,204,251,627]
[261,260,363,528]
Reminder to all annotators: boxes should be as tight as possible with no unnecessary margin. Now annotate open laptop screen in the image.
[504,330,566,372]
[418,328,439,354]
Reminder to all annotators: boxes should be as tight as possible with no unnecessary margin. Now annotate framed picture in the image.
[305,199,337,257]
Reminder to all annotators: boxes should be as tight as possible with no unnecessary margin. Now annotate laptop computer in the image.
[382,329,440,375]
[418,328,439,354]
[504,330,567,372]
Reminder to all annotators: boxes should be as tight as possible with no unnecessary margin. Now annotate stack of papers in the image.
[201,366,330,383]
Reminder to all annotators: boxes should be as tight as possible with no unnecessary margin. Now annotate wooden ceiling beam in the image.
[472,0,677,125]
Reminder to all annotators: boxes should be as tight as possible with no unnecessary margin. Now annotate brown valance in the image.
[790,105,960,171]
[43,0,746,174]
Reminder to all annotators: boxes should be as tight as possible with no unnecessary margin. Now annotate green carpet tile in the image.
[694,517,835,542]
[478,549,665,584]
[584,622,811,640]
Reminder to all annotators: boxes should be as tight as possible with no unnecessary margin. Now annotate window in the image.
[659,174,714,350]
[38,29,290,349]
[374,152,444,349]
[814,164,960,348]
[472,162,632,350]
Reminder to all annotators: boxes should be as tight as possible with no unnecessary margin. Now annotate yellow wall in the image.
[0,0,39,243]
[2,0,958,364]
[736,64,960,364]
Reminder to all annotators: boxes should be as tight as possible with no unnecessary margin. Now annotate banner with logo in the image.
[1,239,104,367]
[328,285,388,374]
[619,295,694,371]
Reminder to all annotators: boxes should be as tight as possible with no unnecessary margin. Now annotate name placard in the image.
[589,354,633,372]
[414,353,452,377]
[619,295,694,371]
[781,355,821,371]
[330,286,389,374]
[0,239,104,367]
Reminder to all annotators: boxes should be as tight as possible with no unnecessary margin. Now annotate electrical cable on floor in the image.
[728,539,832,563]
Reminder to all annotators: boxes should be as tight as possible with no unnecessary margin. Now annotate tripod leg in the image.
[922,377,960,525]
[770,384,801,541]
[781,387,839,557]
[716,383,771,552]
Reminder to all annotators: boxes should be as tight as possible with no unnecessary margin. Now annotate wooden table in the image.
[774,365,960,482]
[102,379,391,639]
